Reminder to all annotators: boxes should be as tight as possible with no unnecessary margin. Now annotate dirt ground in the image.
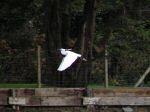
[0,106,150,112]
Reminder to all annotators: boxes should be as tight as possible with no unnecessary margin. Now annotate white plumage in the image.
[57,48,82,71]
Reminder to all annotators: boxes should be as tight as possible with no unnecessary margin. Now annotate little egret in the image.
[57,48,86,71]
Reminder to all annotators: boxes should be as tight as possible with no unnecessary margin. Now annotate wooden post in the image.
[12,89,16,110]
[134,66,150,87]
[86,89,96,112]
[37,45,41,88]
[87,105,96,112]
[105,44,109,88]
[11,89,20,111]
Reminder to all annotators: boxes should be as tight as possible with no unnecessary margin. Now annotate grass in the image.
[0,83,106,88]
[87,83,135,88]
[87,84,105,88]
[0,83,47,88]
[0,83,137,88]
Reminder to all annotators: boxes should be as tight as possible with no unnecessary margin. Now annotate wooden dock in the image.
[0,88,150,108]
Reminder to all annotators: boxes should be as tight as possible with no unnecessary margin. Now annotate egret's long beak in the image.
[83,58,87,61]
[58,48,72,51]
[66,49,72,51]
[58,48,63,50]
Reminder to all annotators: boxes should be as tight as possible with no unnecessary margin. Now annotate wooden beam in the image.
[35,88,85,97]
[9,97,26,105]
[83,97,150,106]
[40,97,82,106]
[0,97,8,105]
[0,88,85,97]
[8,96,82,106]
[87,88,150,97]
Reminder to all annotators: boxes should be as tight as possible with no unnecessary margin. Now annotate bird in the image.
[57,48,86,71]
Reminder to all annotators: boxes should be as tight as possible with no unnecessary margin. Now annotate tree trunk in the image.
[44,0,62,86]
[76,0,97,86]
[44,0,72,86]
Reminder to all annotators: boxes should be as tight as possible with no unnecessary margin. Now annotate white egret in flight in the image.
[57,48,86,71]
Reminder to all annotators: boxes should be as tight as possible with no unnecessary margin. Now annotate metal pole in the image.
[105,44,109,88]
[37,45,41,88]
[134,66,150,87]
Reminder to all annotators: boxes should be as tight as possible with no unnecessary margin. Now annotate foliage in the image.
[0,0,149,87]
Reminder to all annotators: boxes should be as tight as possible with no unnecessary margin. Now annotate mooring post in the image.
[37,45,41,88]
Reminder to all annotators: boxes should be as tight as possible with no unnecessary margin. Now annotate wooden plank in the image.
[41,97,82,106]
[9,97,26,105]
[0,89,11,105]
[13,89,35,97]
[0,89,11,97]
[0,97,8,105]
[26,97,41,106]
[0,88,85,97]
[8,96,82,106]
[83,97,150,106]
[35,88,85,97]
[9,97,41,106]
[89,88,150,97]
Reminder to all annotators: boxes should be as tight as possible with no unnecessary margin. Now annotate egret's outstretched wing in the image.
[57,51,81,71]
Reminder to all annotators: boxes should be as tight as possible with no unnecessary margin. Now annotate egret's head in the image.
[59,48,67,55]
[58,48,72,51]
[66,49,72,51]
[59,48,65,51]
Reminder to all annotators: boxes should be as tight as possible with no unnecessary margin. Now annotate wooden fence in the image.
[0,88,150,111]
